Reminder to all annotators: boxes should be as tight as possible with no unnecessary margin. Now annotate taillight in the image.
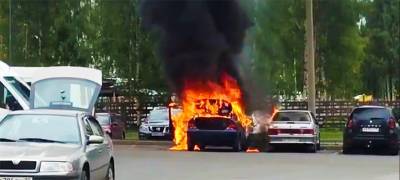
[268,128,280,135]
[347,118,354,128]
[226,123,237,130]
[388,118,396,129]
[188,120,196,129]
[302,129,314,134]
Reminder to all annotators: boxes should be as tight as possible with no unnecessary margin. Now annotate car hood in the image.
[0,142,82,161]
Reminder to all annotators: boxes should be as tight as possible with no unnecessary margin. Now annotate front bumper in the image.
[187,129,239,146]
[0,171,79,180]
[269,134,317,144]
[139,125,170,138]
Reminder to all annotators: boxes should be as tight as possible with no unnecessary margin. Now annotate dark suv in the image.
[343,106,399,155]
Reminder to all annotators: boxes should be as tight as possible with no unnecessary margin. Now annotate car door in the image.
[88,116,111,178]
[83,117,104,180]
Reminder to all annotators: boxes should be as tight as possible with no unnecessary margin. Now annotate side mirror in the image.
[87,135,104,144]
[317,120,324,127]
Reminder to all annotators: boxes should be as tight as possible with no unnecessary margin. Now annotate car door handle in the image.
[98,149,103,153]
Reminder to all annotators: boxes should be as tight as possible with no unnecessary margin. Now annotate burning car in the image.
[187,99,247,151]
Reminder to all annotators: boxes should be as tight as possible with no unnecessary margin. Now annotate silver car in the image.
[139,107,181,139]
[268,110,320,152]
[0,66,114,180]
[0,110,114,180]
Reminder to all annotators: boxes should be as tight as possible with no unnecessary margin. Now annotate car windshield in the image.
[96,115,111,125]
[148,108,181,122]
[273,112,311,122]
[0,114,81,144]
[351,108,390,120]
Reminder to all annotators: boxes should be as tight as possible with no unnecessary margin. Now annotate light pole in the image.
[305,0,316,115]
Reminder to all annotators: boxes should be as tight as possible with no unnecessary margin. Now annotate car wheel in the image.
[106,162,115,180]
[233,138,242,152]
[80,169,89,180]
[187,140,195,151]
[121,132,126,140]
[308,144,317,153]
[342,144,354,154]
[387,146,399,155]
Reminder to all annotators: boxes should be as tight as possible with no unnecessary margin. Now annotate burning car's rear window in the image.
[273,112,311,122]
[350,108,390,120]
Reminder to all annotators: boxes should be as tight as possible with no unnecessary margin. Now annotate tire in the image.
[106,162,115,180]
[308,144,317,153]
[387,146,399,155]
[121,132,126,140]
[342,145,353,154]
[80,169,89,180]
[187,140,195,151]
[233,138,242,152]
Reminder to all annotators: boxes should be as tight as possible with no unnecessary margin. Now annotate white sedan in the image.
[268,110,320,152]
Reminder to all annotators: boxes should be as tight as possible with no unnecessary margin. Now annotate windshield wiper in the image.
[0,138,17,142]
[19,138,65,144]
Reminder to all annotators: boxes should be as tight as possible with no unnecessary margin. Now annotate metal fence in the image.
[280,100,400,129]
[96,96,400,129]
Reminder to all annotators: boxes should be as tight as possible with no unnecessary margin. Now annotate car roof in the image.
[6,109,85,117]
[354,105,390,110]
[277,110,311,113]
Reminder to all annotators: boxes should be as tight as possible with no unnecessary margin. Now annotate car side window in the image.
[88,117,104,137]
[84,118,94,136]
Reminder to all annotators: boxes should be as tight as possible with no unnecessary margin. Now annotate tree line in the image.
[0,0,399,100]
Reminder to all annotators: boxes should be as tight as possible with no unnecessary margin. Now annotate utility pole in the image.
[8,0,12,62]
[305,0,316,115]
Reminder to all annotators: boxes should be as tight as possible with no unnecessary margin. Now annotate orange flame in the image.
[170,73,252,151]
[246,147,260,153]
[194,145,201,151]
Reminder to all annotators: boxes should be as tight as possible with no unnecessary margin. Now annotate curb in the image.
[113,140,343,149]
[113,140,172,146]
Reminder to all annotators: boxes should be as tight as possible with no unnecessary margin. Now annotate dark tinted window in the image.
[84,119,94,136]
[351,108,390,120]
[88,117,104,136]
[4,77,30,100]
[0,82,22,111]
[273,112,311,122]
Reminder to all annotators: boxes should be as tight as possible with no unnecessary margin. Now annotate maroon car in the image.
[96,112,126,139]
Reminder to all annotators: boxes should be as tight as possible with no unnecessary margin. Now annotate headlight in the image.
[139,124,150,132]
[40,162,73,173]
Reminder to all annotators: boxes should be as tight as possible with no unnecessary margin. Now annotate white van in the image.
[0,61,31,117]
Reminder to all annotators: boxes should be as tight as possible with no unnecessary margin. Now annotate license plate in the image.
[362,128,379,133]
[0,177,32,180]
[282,138,299,142]
[151,132,164,136]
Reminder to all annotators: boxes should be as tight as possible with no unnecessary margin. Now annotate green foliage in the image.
[0,0,398,99]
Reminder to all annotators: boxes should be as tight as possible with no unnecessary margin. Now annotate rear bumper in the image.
[269,135,317,144]
[344,134,398,148]
[187,129,239,146]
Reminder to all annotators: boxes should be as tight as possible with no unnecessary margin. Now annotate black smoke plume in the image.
[140,0,251,104]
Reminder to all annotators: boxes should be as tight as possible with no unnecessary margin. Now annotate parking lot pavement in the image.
[114,145,399,180]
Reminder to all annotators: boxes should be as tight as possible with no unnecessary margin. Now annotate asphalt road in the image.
[114,145,399,180]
